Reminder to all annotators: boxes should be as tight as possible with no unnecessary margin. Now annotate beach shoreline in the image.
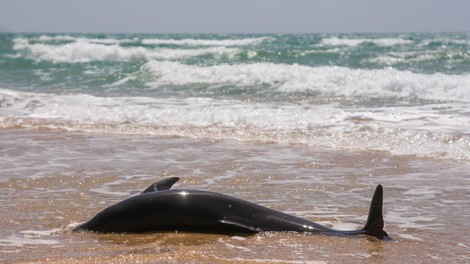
[1,129,469,263]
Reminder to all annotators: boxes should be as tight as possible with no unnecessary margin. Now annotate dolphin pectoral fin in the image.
[218,219,260,233]
[140,177,180,194]
[362,184,389,239]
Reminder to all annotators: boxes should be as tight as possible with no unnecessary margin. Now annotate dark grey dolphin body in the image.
[75,177,388,239]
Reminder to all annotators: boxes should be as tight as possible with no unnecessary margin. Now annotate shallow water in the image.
[1,129,469,263]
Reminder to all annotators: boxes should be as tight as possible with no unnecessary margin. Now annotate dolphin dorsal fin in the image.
[140,177,180,194]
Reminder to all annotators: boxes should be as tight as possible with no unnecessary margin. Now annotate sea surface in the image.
[0,33,469,263]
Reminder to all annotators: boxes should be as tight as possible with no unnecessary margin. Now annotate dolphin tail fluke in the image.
[362,184,388,239]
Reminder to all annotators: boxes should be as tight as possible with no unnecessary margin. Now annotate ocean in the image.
[1,33,469,263]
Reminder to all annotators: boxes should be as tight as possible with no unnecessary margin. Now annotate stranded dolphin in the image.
[74,177,388,239]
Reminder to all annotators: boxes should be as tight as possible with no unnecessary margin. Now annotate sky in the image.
[0,0,469,34]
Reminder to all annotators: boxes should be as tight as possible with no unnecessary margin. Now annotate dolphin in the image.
[74,177,388,239]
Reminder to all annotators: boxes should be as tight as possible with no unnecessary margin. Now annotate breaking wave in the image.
[12,37,241,63]
[1,89,469,161]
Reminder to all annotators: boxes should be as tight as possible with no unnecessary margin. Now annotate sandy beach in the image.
[1,129,469,263]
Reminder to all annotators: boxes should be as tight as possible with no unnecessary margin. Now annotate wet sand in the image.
[1,129,469,263]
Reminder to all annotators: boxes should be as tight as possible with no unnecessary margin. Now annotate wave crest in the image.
[12,37,240,63]
[1,89,469,161]
[143,61,470,102]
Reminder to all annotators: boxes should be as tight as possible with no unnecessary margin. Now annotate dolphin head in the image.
[74,211,111,232]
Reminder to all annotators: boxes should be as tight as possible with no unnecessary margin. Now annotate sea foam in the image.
[143,61,470,102]
[12,37,240,63]
[142,36,272,46]
[320,37,414,47]
[34,35,137,44]
[1,89,469,161]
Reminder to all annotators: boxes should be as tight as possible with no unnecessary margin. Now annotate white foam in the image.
[12,37,239,63]
[1,89,469,161]
[397,233,424,241]
[35,35,138,44]
[36,35,77,42]
[103,75,137,87]
[144,61,470,102]
[0,235,59,247]
[28,35,270,46]
[385,210,444,230]
[420,37,470,46]
[141,36,272,46]
[320,37,414,47]
[20,228,61,237]
[367,50,470,66]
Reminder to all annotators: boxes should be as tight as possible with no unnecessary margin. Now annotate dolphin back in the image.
[74,178,389,239]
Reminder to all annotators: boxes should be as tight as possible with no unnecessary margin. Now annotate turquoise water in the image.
[1,33,469,160]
